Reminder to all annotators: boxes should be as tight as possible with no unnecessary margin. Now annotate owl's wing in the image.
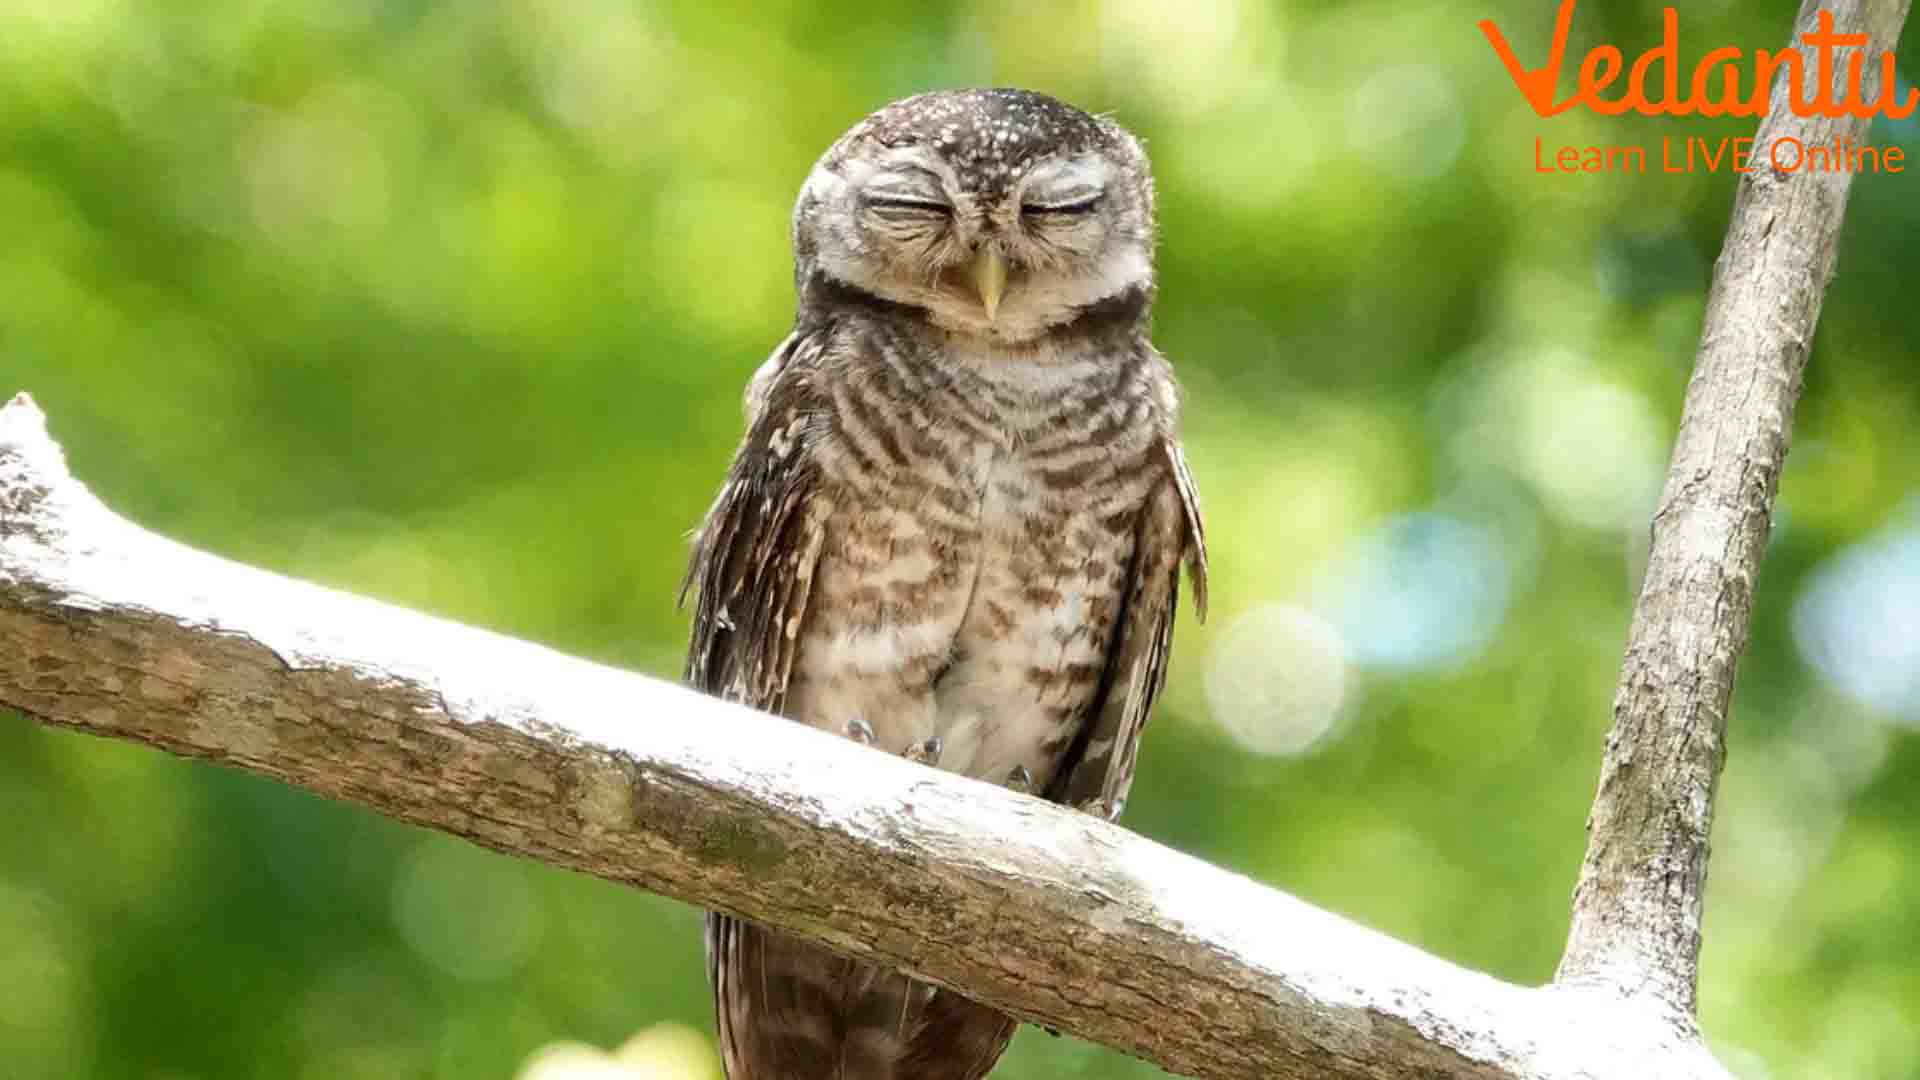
[681,329,831,715]
[683,329,845,1079]
[686,331,1021,1080]
[1048,437,1207,820]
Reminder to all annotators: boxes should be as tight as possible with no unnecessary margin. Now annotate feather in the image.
[681,88,1205,1080]
[1047,437,1206,820]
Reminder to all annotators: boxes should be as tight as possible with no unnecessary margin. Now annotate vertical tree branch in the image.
[1557,0,1913,1018]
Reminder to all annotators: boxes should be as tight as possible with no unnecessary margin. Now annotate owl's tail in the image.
[706,913,1017,1079]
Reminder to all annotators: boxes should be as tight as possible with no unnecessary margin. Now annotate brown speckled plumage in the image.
[837,89,1119,199]
[683,88,1205,1080]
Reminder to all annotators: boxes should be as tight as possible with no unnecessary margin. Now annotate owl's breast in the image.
[788,335,1163,788]
[928,434,1155,786]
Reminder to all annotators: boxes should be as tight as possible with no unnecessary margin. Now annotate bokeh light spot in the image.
[1204,604,1350,756]
[1495,354,1667,532]
[1793,514,1920,722]
[1326,512,1512,672]
[1098,0,1273,117]
[392,838,542,981]
[0,884,90,1061]
[1349,66,1465,181]
[517,1023,720,1080]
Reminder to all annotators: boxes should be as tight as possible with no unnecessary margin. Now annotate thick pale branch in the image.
[1558,0,1913,1018]
[0,391,1729,1079]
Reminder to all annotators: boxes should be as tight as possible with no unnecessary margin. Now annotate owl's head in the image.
[793,89,1155,344]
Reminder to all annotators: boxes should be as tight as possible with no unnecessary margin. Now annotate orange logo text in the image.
[1481,2,1918,119]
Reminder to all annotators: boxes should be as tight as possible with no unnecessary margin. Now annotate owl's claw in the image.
[846,718,876,746]
[903,735,943,766]
[1006,765,1033,794]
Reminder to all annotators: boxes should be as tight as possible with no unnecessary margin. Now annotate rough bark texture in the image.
[2,385,1732,1080]
[1556,0,1913,1019]
[0,10,1901,1077]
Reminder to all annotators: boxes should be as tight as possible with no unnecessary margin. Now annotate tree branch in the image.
[1557,0,1912,1020]
[1,10,1902,1078]
[4,382,1724,1080]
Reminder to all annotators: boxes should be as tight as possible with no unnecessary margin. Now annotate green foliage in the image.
[2,2,1917,1078]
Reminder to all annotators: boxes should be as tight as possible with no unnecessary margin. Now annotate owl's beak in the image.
[970,247,1008,322]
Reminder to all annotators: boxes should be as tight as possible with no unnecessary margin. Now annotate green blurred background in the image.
[3,1,1917,1077]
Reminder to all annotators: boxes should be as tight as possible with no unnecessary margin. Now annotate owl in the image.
[682,88,1207,1080]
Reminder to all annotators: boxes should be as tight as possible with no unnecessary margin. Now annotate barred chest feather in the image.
[784,327,1168,792]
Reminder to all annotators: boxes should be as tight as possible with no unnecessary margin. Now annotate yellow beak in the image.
[970,247,1007,322]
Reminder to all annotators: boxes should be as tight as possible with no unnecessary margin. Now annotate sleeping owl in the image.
[683,87,1207,1080]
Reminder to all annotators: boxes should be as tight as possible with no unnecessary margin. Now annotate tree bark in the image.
[1,388,1713,1080]
[1555,0,1913,1022]
[0,5,1905,1078]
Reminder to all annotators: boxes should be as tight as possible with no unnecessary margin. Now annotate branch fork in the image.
[2,2,1908,1075]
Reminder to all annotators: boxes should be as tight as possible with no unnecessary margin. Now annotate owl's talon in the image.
[904,734,943,766]
[846,718,875,746]
[1006,765,1033,794]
